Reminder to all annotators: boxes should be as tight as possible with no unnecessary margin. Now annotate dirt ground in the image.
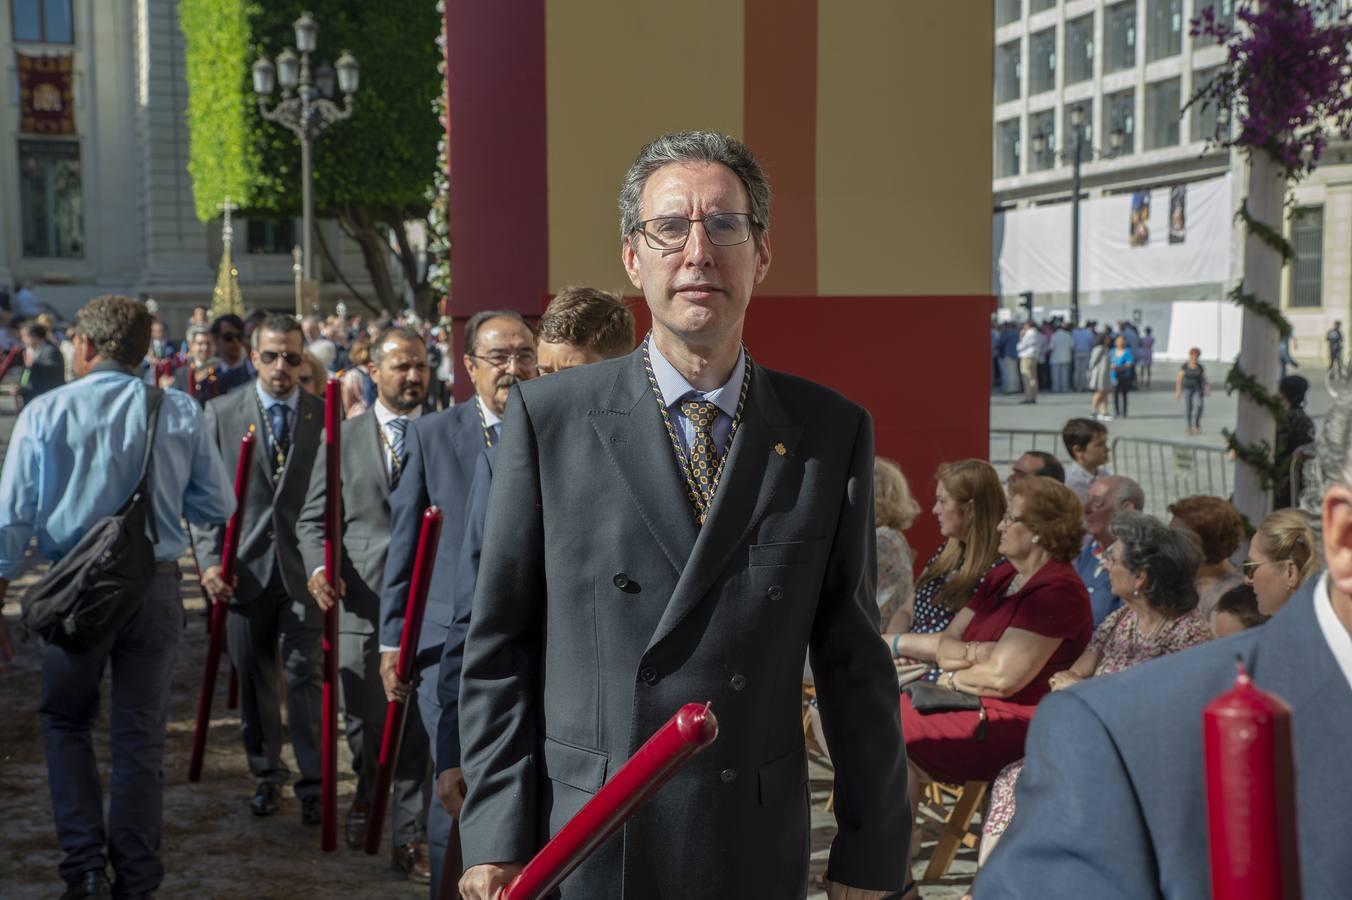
[1,560,974,899]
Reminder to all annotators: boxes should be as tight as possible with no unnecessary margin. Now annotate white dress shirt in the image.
[1313,573,1352,690]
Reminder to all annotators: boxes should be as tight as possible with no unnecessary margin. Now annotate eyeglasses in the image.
[470,350,537,369]
[258,350,304,367]
[1242,560,1272,578]
[1000,513,1025,526]
[633,213,759,251]
[218,331,242,343]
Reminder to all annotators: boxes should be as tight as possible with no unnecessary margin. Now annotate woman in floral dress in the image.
[979,512,1214,863]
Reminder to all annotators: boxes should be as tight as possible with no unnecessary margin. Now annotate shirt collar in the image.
[374,397,422,426]
[1313,574,1352,690]
[255,379,299,413]
[475,395,502,429]
[646,336,745,420]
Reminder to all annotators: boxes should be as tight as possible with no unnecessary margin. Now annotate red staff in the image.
[365,507,444,855]
[1203,661,1302,900]
[0,345,23,381]
[321,378,342,851]
[188,432,255,782]
[498,703,719,900]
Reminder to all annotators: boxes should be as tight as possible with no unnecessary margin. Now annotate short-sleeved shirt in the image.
[961,561,1093,708]
[911,546,1004,681]
[1088,605,1213,675]
[1179,363,1206,392]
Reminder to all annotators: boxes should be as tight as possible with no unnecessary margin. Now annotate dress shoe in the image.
[301,795,322,826]
[60,869,112,899]
[251,782,280,817]
[392,841,431,884]
[345,799,369,850]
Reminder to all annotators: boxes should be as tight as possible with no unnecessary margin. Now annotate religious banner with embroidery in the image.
[17,52,76,135]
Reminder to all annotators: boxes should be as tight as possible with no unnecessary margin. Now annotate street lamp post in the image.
[1033,106,1123,326]
[251,12,360,284]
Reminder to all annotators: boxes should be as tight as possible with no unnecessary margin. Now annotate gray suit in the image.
[458,349,910,898]
[977,580,1352,899]
[298,409,431,846]
[191,384,325,797]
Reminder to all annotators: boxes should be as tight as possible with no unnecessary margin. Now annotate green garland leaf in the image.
[1228,284,1292,340]
[1235,199,1295,264]
[1221,429,1283,490]
[1224,358,1290,423]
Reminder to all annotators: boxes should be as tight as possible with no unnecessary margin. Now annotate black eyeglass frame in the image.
[631,212,762,251]
[258,349,305,367]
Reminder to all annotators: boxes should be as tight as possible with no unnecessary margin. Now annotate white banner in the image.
[993,174,1233,295]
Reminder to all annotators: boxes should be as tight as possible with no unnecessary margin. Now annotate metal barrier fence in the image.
[989,430,1234,509]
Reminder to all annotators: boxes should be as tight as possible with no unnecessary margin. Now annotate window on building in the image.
[996,0,1022,27]
[1065,14,1095,84]
[1146,0,1182,61]
[996,119,1022,178]
[1192,0,1235,47]
[1105,1,1138,72]
[996,40,1022,104]
[1029,28,1056,95]
[1030,0,1056,13]
[1104,88,1136,154]
[1029,110,1056,171]
[11,0,74,43]
[246,218,297,256]
[1064,104,1093,157]
[1145,78,1181,149]
[1189,66,1222,143]
[19,139,82,257]
[1289,206,1323,308]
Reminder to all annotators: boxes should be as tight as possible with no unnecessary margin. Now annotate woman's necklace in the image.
[1130,611,1169,654]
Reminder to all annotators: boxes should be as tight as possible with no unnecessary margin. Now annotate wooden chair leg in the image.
[923,781,988,882]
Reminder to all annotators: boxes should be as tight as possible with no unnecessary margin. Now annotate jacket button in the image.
[720,768,738,783]
[730,674,746,691]
[613,573,630,589]
[767,585,784,601]
[639,666,658,685]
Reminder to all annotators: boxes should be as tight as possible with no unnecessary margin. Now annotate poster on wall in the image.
[17,52,76,135]
[1169,185,1187,244]
[1129,190,1151,247]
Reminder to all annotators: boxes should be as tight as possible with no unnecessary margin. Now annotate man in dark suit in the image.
[434,287,636,821]
[210,314,255,395]
[191,314,327,824]
[172,325,224,405]
[977,409,1352,897]
[19,322,65,404]
[298,326,435,882]
[380,309,537,896]
[457,132,909,900]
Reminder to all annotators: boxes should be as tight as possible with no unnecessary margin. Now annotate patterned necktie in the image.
[679,398,721,515]
[386,417,408,482]
[268,403,291,452]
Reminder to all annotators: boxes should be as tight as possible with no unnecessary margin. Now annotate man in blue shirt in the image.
[0,295,233,900]
[1074,475,1145,626]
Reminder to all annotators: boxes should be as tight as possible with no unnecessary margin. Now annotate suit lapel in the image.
[451,401,487,483]
[239,387,277,492]
[277,391,321,497]
[356,410,390,498]
[589,351,699,575]
[646,363,803,651]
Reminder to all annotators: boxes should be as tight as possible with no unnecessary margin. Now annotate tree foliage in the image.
[182,0,442,315]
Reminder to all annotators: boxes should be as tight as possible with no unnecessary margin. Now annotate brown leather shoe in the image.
[392,842,431,884]
[344,800,369,851]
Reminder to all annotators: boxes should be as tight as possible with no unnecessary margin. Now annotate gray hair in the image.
[618,131,771,244]
[1109,475,1146,514]
[370,325,426,364]
[1110,511,1202,615]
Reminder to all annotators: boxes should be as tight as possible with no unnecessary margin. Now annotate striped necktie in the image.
[386,417,408,480]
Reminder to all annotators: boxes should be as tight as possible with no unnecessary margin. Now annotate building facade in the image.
[1,0,372,334]
[990,0,1352,361]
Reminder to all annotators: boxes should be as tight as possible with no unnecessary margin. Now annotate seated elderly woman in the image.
[1167,495,1245,627]
[892,476,1091,888]
[1245,508,1318,616]
[978,512,1214,861]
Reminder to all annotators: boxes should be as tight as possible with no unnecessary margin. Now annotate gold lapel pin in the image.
[774,442,787,457]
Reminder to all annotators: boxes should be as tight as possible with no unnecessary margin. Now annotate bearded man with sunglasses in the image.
[191,314,328,824]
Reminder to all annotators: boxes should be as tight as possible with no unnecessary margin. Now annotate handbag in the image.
[21,387,164,652]
[904,681,983,714]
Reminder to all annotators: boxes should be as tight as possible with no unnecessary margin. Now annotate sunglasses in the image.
[258,350,304,367]
[218,331,242,342]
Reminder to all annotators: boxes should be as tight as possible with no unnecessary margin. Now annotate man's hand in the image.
[200,565,235,604]
[825,881,892,900]
[306,571,344,611]
[380,650,411,703]
[459,863,524,900]
[436,767,467,818]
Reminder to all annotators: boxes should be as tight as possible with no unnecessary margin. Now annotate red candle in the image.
[321,378,342,851]
[189,432,255,783]
[499,703,719,900]
[365,507,443,855]
[0,345,22,381]
[186,366,198,400]
[1203,661,1302,900]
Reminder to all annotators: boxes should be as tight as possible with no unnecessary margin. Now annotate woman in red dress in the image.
[893,475,1092,890]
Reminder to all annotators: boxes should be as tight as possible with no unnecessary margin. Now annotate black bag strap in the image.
[120,385,165,543]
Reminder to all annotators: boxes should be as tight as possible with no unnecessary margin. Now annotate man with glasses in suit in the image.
[192,314,327,824]
[210,314,255,394]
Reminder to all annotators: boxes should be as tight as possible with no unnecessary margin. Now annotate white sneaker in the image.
[1101,414,1114,421]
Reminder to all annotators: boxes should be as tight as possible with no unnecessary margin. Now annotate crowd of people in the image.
[2,131,1349,900]
[992,319,1155,414]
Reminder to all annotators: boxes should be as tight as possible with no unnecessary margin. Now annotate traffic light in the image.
[1020,291,1034,321]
